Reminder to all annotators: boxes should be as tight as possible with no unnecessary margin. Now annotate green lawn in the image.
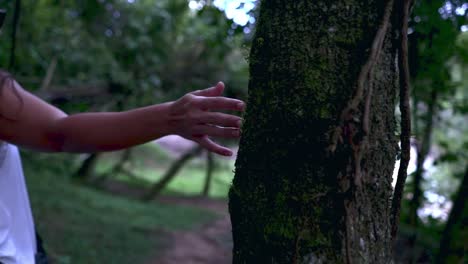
[22,150,218,264]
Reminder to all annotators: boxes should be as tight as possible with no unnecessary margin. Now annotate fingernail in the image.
[236,120,242,127]
[232,130,240,137]
[224,151,233,156]
[237,102,245,110]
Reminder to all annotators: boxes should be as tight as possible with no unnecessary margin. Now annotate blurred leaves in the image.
[0,0,250,110]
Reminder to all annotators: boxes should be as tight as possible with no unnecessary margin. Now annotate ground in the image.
[149,197,232,264]
[99,180,233,264]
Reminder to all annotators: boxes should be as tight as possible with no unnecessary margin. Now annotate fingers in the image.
[194,136,233,156]
[198,112,242,128]
[187,82,244,111]
[191,82,224,97]
[193,125,240,138]
[193,96,244,111]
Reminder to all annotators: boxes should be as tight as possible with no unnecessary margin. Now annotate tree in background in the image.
[394,1,467,262]
[229,0,411,262]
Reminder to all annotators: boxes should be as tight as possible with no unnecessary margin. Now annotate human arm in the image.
[0,80,243,156]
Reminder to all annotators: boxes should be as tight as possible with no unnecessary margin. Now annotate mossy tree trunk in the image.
[229,1,400,263]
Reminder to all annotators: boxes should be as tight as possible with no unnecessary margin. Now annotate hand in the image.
[167,82,245,156]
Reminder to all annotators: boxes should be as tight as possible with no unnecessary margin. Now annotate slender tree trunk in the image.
[9,0,21,70]
[143,146,202,200]
[93,149,133,184]
[408,88,437,255]
[229,1,401,263]
[202,151,214,197]
[436,166,468,263]
[73,153,101,180]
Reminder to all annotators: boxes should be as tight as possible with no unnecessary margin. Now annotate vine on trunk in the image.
[391,0,413,239]
[328,0,394,190]
[326,0,413,244]
[328,1,395,263]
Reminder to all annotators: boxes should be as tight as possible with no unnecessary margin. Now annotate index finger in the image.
[194,96,245,111]
[191,82,224,97]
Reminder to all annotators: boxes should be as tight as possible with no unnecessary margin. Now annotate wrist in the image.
[153,101,176,137]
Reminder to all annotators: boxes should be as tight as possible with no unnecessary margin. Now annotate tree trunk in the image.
[436,166,468,264]
[229,1,400,263]
[92,149,133,184]
[73,153,101,180]
[9,0,21,70]
[408,88,437,257]
[202,151,214,197]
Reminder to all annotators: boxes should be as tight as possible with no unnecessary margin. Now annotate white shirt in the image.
[0,143,37,264]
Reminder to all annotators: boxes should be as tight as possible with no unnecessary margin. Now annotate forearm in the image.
[1,80,242,155]
[52,102,173,153]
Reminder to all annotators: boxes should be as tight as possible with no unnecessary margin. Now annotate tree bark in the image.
[229,1,399,263]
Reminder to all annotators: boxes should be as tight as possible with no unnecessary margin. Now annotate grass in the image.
[22,150,218,264]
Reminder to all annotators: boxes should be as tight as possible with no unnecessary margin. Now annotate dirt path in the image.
[147,197,233,264]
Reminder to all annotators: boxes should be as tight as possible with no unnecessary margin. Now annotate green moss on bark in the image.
[229,0,398,263]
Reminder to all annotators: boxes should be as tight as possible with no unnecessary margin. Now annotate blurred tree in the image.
[202,151,214,197]
[436,166,467,263]
[229,0,409,262]
[395,1,468,261]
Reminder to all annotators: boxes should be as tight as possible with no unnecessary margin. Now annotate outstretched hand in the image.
[168,82,244,156]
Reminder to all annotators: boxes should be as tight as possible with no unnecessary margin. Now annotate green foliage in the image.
[397,0,468,261]
[0,0,250,110]
[405,0,468,208]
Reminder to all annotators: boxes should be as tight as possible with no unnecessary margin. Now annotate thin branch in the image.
[39,57,57,91]
[391,0,413,239]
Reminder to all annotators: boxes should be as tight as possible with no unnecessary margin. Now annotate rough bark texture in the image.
[229,1,399,263]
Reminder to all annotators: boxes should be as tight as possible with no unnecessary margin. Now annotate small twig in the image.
[391,0,413,239]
